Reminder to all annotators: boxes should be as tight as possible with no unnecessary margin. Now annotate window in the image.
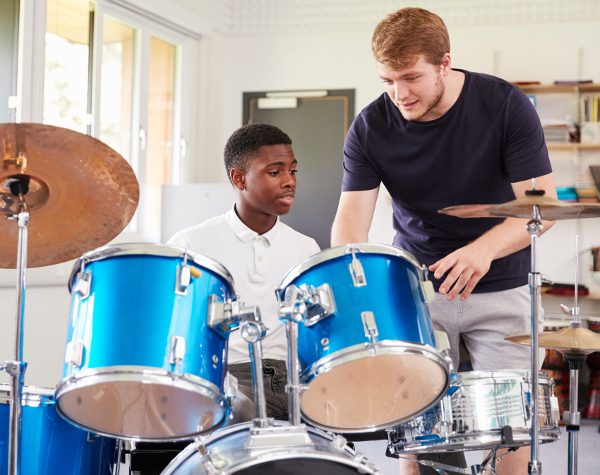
[41,0,197,241]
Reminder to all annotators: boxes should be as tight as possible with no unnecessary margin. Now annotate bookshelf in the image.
[517,84,600,94]
[516,83,600,155]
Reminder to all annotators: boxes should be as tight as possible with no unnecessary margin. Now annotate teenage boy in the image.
[168,123,320,423]
[330,7,556,475]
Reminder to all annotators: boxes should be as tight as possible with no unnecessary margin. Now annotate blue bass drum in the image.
[56,243,236,441]
[277,243,451,433]
[0,385,115,474]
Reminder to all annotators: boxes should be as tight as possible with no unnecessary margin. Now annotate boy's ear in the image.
[230,168,246,191]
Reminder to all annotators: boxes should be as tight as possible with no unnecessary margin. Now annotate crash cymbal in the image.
[439,195,600,220]
[0,123,139,268]
[505,326,600,355]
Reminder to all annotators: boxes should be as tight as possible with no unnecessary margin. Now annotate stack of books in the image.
[575,182,599,202]
[581,95,600,123]
[542,124,570,143]
[590,166,600,197]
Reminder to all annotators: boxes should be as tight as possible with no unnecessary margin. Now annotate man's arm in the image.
[429,173,557,301]
[331,187,380,246]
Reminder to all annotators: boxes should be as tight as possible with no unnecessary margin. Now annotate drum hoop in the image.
[398,427,561,453]
[450,370,552,385]
[0,384,55,407]
[54,366,229,442]
[299,340,451,433]
[277,243,425,296]
[69,243,235,293]
[161,421,378,475]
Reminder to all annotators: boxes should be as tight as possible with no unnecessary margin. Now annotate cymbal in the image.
[505,327,600,355]
[0,123,139,268]
[439,195,600,220]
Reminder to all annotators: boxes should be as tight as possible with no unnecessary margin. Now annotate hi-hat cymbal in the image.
[0,123,139,268]
[505,326,600,355]
[439,195,600,220]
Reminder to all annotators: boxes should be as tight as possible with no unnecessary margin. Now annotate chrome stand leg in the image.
[563,355,585,475]
[527,207,543,475]
[4,208,30,475]
[285,320,302,426]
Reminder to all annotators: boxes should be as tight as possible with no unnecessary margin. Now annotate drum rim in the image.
[299,340,452,433]
[68,243,235,294]
[449,369,552,384]
[276,243,426,296]
[54,366,230,442]
[161,421,379,475]
[390,426,562,453]
[0,383,55,407]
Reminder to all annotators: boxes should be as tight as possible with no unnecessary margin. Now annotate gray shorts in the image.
[428,284,545,371]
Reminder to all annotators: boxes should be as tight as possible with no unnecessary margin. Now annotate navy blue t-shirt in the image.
[342,70,552,293]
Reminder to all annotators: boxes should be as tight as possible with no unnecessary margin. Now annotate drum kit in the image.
[2,122,600,475]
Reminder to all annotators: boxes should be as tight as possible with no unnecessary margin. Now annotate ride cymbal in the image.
[505,326,600,355]
[439,195,600,220]
[0,123,139,268]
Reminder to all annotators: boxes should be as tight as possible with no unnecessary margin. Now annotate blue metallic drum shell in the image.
[278,244,451,433]
[56,243,235,441]
[0,385,115,475]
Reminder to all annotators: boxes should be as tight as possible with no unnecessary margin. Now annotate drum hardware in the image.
[280,288,311,428]
[64,339,84,376]
[279,283,336,327]
[348,246,367,287]
[175,253,202,295]
[169,336,186,375]
[361,312,380,344]
[207,295,262,337]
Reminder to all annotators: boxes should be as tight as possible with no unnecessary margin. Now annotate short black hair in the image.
[224,123,292,182]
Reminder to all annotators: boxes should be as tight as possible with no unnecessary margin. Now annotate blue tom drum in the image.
[277,243,452,433]
[0,385,115,474]
[55,243,236,441]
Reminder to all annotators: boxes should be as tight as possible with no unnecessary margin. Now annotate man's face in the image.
[238,144,297,217]
[378,55,448,122]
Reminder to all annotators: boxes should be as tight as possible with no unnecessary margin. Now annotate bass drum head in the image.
[162,422,379,475]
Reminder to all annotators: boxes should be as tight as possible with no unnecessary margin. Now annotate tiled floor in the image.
[355,419,600,474]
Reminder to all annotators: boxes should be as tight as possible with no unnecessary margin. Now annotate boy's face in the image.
[235,144,297,217]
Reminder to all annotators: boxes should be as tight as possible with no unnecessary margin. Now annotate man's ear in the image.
[440,53,451,76]
[231,168,246,191]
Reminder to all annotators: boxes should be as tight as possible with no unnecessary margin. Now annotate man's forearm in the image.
[331,217,369,247]
[473,216,555,260]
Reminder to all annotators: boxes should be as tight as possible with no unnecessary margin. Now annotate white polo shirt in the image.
[167,206,320,364]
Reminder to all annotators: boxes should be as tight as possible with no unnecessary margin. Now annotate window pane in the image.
[145,36,176,235]
[43,0,92,133]
[99,17,135,163]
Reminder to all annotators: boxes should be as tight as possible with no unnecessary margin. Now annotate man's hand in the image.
[429,242,493,301]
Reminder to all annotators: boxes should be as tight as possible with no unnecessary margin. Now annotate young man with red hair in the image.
[331,8,556,475]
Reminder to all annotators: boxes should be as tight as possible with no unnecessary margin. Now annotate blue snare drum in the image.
[55,243,236,441]
[0,385,115,475]
[277,243,451,433]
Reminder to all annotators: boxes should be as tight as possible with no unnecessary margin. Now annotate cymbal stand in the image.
[559,235,584,475]
[526,182,544,474]
[3,179,31,475]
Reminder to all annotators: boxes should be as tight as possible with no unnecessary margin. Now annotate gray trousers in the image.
[227,359,289,425]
